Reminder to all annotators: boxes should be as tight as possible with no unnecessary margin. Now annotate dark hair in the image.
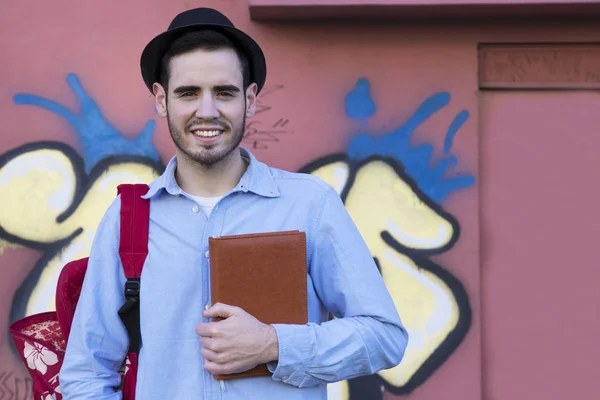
[159,30,251,93]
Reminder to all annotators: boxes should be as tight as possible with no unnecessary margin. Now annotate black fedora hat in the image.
[140,8,266,94]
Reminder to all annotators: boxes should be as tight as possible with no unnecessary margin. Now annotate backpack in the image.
[8,183,150,400]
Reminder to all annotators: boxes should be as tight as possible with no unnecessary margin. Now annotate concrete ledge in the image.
[248,0,600,21]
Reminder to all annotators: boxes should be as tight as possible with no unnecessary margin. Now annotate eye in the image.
[218,91,234,98]
[181,92,195,97]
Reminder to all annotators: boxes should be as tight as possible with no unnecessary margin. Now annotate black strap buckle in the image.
[124,278,140,300]
[119,278,142,353]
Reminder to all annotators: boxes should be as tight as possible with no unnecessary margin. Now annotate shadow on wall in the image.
[0,75,474,399]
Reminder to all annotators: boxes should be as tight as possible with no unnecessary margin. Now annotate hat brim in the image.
[140,23,266,95]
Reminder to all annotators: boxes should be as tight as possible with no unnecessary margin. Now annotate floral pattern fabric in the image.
[9,311,135,400]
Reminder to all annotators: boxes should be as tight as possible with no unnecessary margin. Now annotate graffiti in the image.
[346,79,475,204]
[305,156,471,398]
[0,370,31,400]
[13,74,160,173]
[1,143,162,322]
[1,75,474,399]
[242,85,293,149]
[345,78,376,124]
[2,75,164,321]
[303,78,474,398]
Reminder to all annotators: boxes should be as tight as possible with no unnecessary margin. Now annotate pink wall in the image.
[482,90,600,400]
[0,0,598,399]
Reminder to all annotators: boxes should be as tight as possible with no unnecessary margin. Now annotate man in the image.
[60,7,408,399]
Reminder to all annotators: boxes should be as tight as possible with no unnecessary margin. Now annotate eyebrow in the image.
[173,85,200,94]
[214,85,241,93]
[172,85,241,94]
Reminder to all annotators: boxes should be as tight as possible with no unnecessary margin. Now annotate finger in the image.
[200,347,221,363]
[202,303,241,319]
[199,336,219,351]
[204,360,248,376]
[204,360,225,375]
[201,347,232,364]
[195,321,220,337]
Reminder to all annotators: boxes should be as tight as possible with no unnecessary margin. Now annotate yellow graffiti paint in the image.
[28,163,159,315]
[312,160,463,396]
[309,160,350,195]
[327,379,350,399]
[0,149,78,243]
[345,161,454,251]
[0,147,159,316]
[376,251,458,386]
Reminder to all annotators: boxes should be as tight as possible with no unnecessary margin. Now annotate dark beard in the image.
[167,113,246,168]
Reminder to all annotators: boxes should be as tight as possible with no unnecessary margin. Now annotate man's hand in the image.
[195,303,279,375]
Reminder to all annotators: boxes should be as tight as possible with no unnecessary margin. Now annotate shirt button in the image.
[282,375,289,380]
[192,205,199,213]
[205,304,210,310]
[204,250,210,258]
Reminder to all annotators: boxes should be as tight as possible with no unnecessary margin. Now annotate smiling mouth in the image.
[190,129,224,138]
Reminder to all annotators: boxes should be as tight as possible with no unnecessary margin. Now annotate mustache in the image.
[185,121,228,131]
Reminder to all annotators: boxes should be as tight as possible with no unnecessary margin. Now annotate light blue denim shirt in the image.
[60,147,408,400]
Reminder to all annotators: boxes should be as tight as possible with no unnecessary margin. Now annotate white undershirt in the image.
[188,194,223,217]
[185,156,247,217]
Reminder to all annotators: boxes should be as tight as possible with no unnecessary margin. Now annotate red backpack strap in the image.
[117,183,150,279]
[117,183,150,358]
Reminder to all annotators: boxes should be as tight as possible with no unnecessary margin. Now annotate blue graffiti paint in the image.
[345,78,376,123]
[444,110,469,154]
[13,73,159,173]
[346,80,475,204]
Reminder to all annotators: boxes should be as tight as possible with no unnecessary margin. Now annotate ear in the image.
[245,83,258,118]
[153,83,167,118]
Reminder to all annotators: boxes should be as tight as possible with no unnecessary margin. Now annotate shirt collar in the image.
[142,147,280,200]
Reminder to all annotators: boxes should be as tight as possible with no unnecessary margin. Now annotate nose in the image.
[194,93,219,119]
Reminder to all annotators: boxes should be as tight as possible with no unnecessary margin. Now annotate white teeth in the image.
[192,130,221,137]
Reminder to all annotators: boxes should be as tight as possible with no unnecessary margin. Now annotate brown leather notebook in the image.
[208,230,308,380]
